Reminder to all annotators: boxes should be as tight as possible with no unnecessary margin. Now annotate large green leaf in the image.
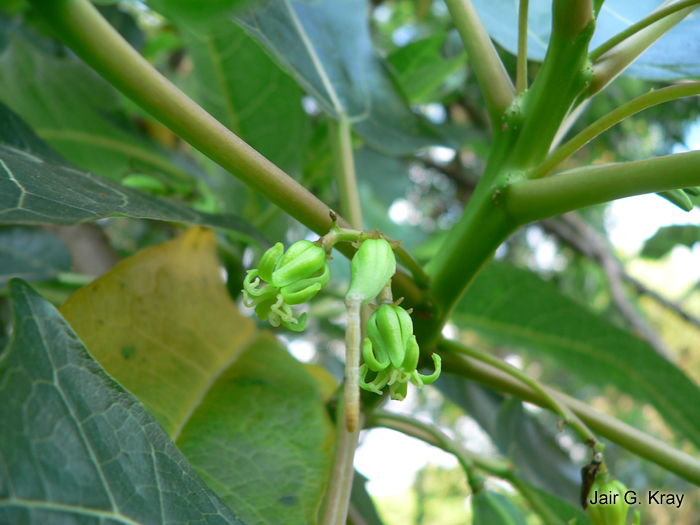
[0,279,246,525]
[641,224,700,259]
[180,21,308,174]
[472,0,700,80]
[0,101,265,243]
[176,334,335,525]
[235,0,447,155]
[453,262,700,448]
[148,0,255,26]
[0,226,71,286]
[60,229,335,525]
[0,28,200,181]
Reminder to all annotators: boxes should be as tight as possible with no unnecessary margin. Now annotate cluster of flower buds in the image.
[243,240,329,331]
[359,303,441,400]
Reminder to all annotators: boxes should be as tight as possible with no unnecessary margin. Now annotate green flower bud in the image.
[271,240,326,288]
[279,262,330,305]
[365,304,413,369]
[586,478,630,525]
[346,238,396,306]
[258,242,284,283]
[472,490,528,525]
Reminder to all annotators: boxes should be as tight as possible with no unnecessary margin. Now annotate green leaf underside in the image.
[235,0,446,155]
[180,21,308,175]
[0,226,72,286]
[350,471,385,525]
[641,224,700,259]
[0,102,265,244]
[0,29,200,182]
[472,0,700,80]
[453,262,700,448]
[0,280,246,525]
[176,333,334,525]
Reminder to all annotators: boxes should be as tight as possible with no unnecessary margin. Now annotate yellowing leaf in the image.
[60,227,257,437]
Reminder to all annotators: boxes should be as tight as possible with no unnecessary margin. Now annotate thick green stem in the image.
[588,0,698,96]
[28,0,425,307]
[507,150,700,223]
[507,0,594,169]
[370,412,565,525]
[590,0,700,61]
[444,0,514,121]
[438,348,700,485]
[439,338,598,449]
[367,411,506,485]
[29,0,335,234]
[530,82,700,179]
[515,0,530,95]
[319,396,362,525]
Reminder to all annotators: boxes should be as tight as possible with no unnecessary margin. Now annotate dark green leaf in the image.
[521,482,590,525]
[0,226,71,286]
[0,279,246,525]
[386,30,467,104]
[641,224,700,259]
[181,21,308,174]
[148,0,256,26]
[235,0,448,155]
[0,29,201,181]
[350,471,385,525]
[453,262,700,448]
[97,4,145,51]
[0,102,266,244]
[436,377,580,503]
[471,490,527,525]
[472,0,700,80]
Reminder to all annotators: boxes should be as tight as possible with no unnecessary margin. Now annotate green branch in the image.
[370,411,565,525]
[444,0,514,121]
[588,0,699,96]
[515,0,530,95]
[529,82,700,179]
[439,338,598,451]
[506,150,700,223]
[438,348,700,486]
[590,0,700,60]
[320,395,362,525]
[27,0,426,307]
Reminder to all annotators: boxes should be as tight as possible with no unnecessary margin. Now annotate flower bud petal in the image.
[258,243,284,283]
[376,305,406,368]
[362,338,390,372]
[410,353,441,387]
[272,240,326,288]
[346,238,396,306]
[389,380,407,401]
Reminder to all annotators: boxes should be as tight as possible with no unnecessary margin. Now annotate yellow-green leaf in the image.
[60,228,335,525]
[60,227,257,436]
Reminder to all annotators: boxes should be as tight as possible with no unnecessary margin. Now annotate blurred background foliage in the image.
[1,0,700,523]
